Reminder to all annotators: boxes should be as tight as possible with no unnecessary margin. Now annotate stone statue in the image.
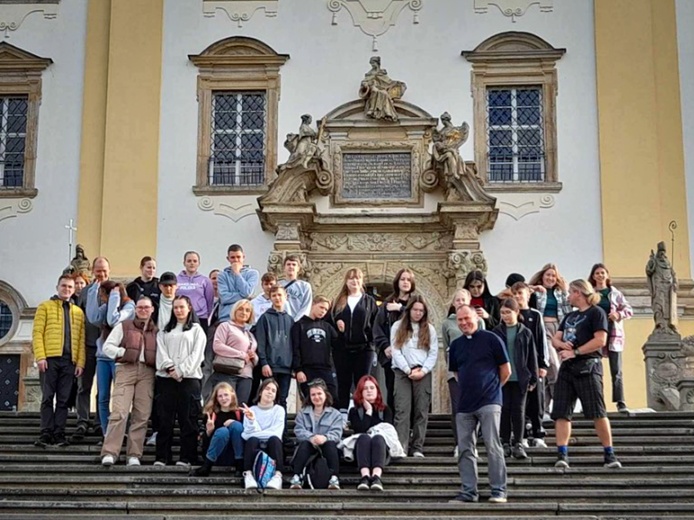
[431,112,470,180]
[276,114,323,174]
[646,241,679,334]
[64,244,90,276]
[358,56,406,122]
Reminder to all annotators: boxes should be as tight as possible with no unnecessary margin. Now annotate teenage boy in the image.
[512,281,550,447]
[291,295,339,402]
[33,275,86,447]
[251,272,277,324]
[280,255,312,321]
[255,285,294,409]
[217,244,259,324]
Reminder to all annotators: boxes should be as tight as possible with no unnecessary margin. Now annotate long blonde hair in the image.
[529,263,568,292]
[569,279,600,306]
[203,382,239,416]
[333,268,364,314]
[393,294,432,350]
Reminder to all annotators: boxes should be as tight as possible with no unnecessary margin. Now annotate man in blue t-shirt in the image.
[448,305,511,504]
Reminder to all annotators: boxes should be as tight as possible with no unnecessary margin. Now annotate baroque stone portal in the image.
[259,64,498,412]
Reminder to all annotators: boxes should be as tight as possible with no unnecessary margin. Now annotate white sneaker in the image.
[266,472,283,490]
[153,460,166,467]
[244,471,258,490]
[127,457,140,466]
[101,455,115,466]
[453,446,459,458]
[520,439,530,448]
[412,451,425,458]
[175,461,191,468]
[146,432,157,446]
[533,438,548,448]
[328,475,340,490]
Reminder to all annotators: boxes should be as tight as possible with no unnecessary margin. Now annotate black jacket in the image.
[291,316,338,371]
[492,322,538,391]
[373,297,408,366]
[126,277,161,321]
[480,295,501,329]
[348,405,393,434]
[330,294,378,352]
[519,308,549,370]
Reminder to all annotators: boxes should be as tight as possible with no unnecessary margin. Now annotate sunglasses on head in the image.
[307,379,326,387]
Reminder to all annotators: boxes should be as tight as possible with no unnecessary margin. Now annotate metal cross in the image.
[65,219,77,264]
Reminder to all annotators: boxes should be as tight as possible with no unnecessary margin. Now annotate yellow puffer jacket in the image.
[32,299,86,368]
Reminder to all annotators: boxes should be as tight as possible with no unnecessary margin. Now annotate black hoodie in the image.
[330,293,378,352]
[291,316,338,371]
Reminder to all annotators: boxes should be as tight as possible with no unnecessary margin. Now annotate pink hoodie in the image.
[212,322,258,379]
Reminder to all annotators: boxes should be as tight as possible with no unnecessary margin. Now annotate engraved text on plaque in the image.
[341,152,412,200]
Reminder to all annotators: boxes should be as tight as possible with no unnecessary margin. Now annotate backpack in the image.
[302,450,331,489]
[252,450,276,490]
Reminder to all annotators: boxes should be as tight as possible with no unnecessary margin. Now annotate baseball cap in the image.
[159,271,177,285]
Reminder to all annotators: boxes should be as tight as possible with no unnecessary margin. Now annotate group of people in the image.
[32,246,632,500]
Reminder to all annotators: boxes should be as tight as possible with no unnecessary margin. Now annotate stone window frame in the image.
[0,42,52,199]
[462,32,565,193]
[0,280,28,347]
[189,36,289,195]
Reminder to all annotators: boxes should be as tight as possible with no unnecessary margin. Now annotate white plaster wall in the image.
[158,0,602,292]
[677,0,694,279]
[0,0,87,306]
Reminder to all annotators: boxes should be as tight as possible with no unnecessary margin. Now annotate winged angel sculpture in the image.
[431,111,469,180]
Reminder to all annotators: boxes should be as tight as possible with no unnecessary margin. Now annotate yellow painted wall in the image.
[76,0,110,259]
[595,0,691,410]
[77,0,163,276]
[595,0,690,277]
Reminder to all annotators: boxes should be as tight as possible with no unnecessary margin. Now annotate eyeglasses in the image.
[307,379,326,387]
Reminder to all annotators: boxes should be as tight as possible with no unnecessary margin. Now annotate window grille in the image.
[486,87,545,183]
[0,301,12,340]
[209,92,266,187]
[0,96,28,189]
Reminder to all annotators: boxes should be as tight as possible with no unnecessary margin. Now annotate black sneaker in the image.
[71,424,87,442]
[503,443,512,458]
[448,493,478,503]
[554,452,570,468]
[370,476,384,491]
[53,432,69,447]
[604,452,622,469]
[34,432,52,448]
[357,476,370,491]
[616,402,628,413]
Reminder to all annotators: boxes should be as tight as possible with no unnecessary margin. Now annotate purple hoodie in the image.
[176,271,214,319]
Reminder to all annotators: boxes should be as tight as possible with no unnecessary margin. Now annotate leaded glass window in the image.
[487,87,545,183]
[209,92,266,187]
[0,300,12,340]
[0,96,28,189]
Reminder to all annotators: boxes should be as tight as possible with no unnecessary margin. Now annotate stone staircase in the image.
[1,411,693,519]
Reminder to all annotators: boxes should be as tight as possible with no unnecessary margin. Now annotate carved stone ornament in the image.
[203,0,278,28]
[0,198,32,224]
[0,0,58,39]
[328,0,422,51]
[310,232,452,252]
[197,197,256,223]
[497,194,555,220]
[473,0,553,22]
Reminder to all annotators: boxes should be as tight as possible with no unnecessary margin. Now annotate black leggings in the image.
[355,434,387,470]
[156,377,201,464]
[334,348,374,410]
[292,440,340,476]
[501,382,527,445]
[243,436,284,472]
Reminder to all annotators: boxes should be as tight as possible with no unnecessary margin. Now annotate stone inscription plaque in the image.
[341,152,412,199]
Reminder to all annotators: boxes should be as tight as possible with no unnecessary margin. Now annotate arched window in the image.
[0,300,12,340]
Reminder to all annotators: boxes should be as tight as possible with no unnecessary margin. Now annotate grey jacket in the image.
[255,308,294,374]
[294,406,343,444]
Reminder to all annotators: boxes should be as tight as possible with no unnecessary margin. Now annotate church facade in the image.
[0,0,693,412]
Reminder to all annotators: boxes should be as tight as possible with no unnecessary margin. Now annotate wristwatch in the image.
[573,348,581,357]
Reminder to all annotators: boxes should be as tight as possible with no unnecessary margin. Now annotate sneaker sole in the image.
[605,461,622,469]
[370,485,384,491]
[289,484,302,490]
[555,461,570,468]
[357,484,370,491]
[328,485,340,490]
[489,498,507,503]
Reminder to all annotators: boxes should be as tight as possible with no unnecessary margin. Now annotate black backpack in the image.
[302,450,331,489]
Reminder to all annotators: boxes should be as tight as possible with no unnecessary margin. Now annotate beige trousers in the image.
[101,362,155,459]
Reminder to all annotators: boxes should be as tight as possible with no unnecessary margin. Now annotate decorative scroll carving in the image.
[497,194,555,220]
[473,0,553,22]
[197,198,256,222]
[311,232,451,252]
[203,0,278,28]
[445,250,488,287]
[0,198,33,224]
[328,0,422,51]
[0,1,58,39]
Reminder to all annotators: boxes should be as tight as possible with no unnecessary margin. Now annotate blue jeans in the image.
[96,358,116,433]
[456,404,507,500]
[206,421,244,465]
